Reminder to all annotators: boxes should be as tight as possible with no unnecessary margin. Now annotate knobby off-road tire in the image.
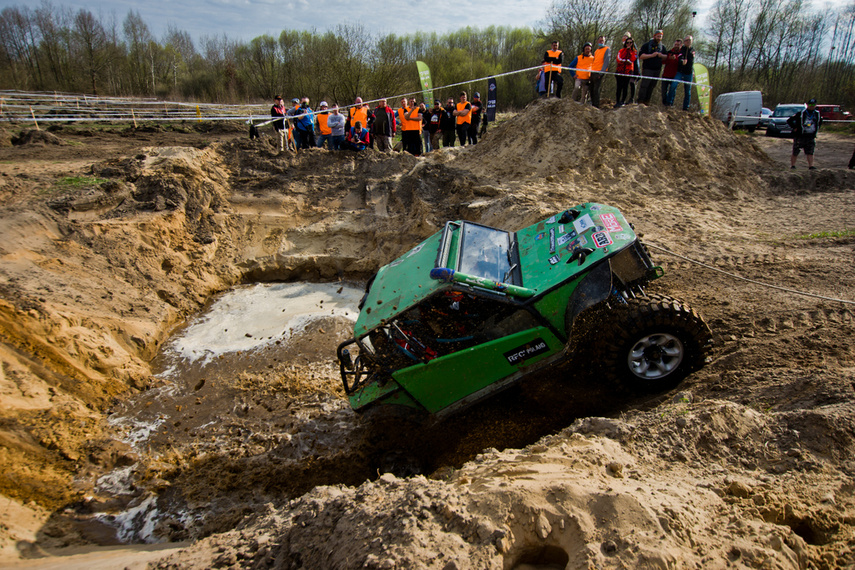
[360,404,427,477]
[596,293,712,393]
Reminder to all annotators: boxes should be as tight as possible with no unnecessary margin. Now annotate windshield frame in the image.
[456,222,520,285]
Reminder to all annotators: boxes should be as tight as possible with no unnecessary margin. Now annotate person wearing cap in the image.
[315,101,332,149]
[468,92,483,144]
[787,99,823,169]
[615,35,637,107]
[638,30,667,105]
[441,97,456,148]
[668,35,695,110]
[542,40,564,98]
[569,43,595,103]
[590,36,611,108]
[425,100,444,152]
[372,98,396,153]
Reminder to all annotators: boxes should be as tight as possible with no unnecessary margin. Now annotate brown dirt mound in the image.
[459,99,772,203]
[1,99,854,568]
[11,129,65,147]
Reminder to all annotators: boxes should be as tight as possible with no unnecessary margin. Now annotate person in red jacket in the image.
[662,38,683,106]
[615,35,637,107]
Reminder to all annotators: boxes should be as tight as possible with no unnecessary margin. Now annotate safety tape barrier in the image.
[4,67,851,126]
[0,64,715,126]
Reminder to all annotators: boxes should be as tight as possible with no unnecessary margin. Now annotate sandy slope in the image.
[0,101,854,568]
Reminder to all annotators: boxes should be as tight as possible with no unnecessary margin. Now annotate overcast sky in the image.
[4,0,555,42]
[2,0,847,45]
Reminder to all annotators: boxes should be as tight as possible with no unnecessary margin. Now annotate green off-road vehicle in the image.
[337,203,711,422]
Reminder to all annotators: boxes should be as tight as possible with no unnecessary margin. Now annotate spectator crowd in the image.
[537,31,695,110]
[265,31,700,154]
[268,91,487,155]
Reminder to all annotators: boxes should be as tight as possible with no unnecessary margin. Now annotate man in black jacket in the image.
[637,30,666,105]
[441,97,456,148]
[787,98,823,170]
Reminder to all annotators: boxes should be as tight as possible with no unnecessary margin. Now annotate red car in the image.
[815,105,850,121]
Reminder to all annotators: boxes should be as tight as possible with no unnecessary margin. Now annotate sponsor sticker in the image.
[546,216,556,224]
[549,228,556,253]
[535,232,545,241]
[600,213,623,233]
[565,235,588,251]
[548,255,560,265]
[593,231,613,248]
[556,232,573,247]
[590,204,602,211]
[504,338,550,365]
[558,225,565,233]
[573,214,595,234]
[407,243,425,257]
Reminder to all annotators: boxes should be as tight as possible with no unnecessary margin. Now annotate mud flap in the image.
[564,260,613,333]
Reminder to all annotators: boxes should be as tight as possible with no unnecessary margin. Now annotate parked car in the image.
[815,104,851,122]
[759,107,772,129]
[713,91,762,131]
[766,104,806,137]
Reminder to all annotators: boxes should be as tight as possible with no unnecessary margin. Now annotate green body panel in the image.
[531,274,585,336]
[390,327,561,414]
[349,382,420,411]
[515,203,636,293]
[355,232,447,337]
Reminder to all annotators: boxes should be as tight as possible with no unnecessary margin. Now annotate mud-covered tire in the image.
[360,404,427,477]
[597,294,712,392]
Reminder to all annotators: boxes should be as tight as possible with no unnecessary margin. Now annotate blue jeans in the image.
[330,135,345,150]
[667,71,693,110]
[316,134,331,149]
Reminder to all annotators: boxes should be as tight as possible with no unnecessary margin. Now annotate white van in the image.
[713,91,762,131]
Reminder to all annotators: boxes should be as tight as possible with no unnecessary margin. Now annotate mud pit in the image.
[1,103,854,569]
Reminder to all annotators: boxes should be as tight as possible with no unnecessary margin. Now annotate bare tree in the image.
[544,0,626,53]
[123,10,154,94]
[71,9,110,94]
[626,0,694,44]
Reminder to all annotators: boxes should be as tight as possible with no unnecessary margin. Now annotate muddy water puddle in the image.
[90,282,373,542]
[110,281,364,449]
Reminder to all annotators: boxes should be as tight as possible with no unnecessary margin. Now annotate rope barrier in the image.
[646,243,855,306]
[0,64,714,126]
